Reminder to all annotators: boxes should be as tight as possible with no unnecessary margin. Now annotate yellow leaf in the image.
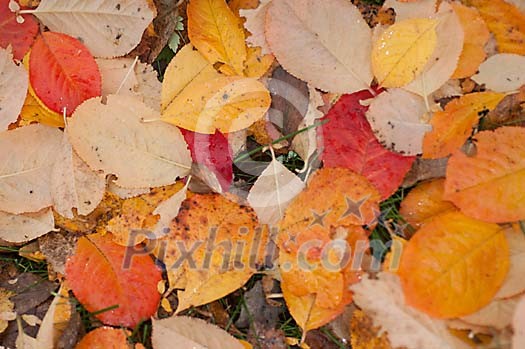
[188,0,247,75]
[228,0,259,15]
[372,18,438,87]
[464,0,525,55]
[243,46,274,78]
[350,310,393,349]
[0,288,15,334]
[161,75,271,134]
[450,3,490,79]
[422,92,504,159]
[399,211,509,318]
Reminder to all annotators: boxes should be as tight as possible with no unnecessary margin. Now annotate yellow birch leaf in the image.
[161,75,271,134]
[422,92,504,159]
[450,3,490,79]
[372,18,438,87]
[398,211,509,318]
[188,0,247,75]
[464,0,525,55]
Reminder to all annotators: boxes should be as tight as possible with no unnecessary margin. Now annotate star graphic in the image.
[392,221,410,238]
[310,209,330,227]
[340,195,369,221]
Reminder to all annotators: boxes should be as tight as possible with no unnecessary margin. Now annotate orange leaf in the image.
[65,233,162,328]
[399,178,457,229]
[75,327,132,349]
[444,127,525,223]
[464,0,525,55]
[399,211,509,318]
[29,32,101,116]
[188,0,247,75]
[229,0,259,15]
[422,92,504,159]
[451,3,490,79]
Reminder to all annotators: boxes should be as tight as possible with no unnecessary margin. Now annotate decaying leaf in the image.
[422,92,505,159]
[0,209,54,244]
[152,316,244,349]
[372,18,438,87]
[495,224,525,299]
[350,309,392,349]
[68,94,192,188]
[188,0,247,75]
[473,54,525,92]
[0,47,28,130]
[65,233,162,327]
[366,88,430,155]
[0,288,15,334]
[247,158,305,225]
[0,124,62,214]
[398,211,509,318]
[31,0,156,58]
[444,127,525,223]
[265,0,373,93]
[351,272,468,349]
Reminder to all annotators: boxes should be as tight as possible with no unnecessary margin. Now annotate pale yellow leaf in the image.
[31,0,156,58]
[68,95,192,188]
[495,225,525,299]
[0,47,28,130]
[0,209,54,243]
[382,0,437,21]
[473,53,525,92]
[107,181,150,199]
[265,0,373,93]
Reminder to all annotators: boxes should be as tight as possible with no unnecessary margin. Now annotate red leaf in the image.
[65,233,162,328]
[29,32,101,116]
[0,0,39,60]
[181,129,233,191]
[319,90,415,199]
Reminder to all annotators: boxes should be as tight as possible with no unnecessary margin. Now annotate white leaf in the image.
[51,134,106,219]
[247,159,305,225]
[351,273,468,349]
[31,0,156,58]
[68,95,192,188]
[108,181,150,199]
[152,185,187,238]
[265,0,372,93]
[366,88,430,155]
[0,209,54,243]
[473,54,525,92]
[495,225,525,299]
[403,2,464,97]
[514,295,525,349]
[152,316,244,349]
[240,0,272,55]
[0,47,28,131]
[383,0,437,21]
[460,295,520,330]
[135,61,162,112]
[0,124,62,214]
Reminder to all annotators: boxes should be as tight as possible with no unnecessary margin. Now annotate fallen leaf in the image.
[460,294,520,330]
[320,90,415,199]
[159,193,266,312]
[19,86,64,128]
[95,57,140,97]
[403,2,464,97]
[247,158,305,225]
[152,315,244,349]
[107,182,150,200]
[399,179,457,229]
[29,32,102,116]
[0,124,62,214]
[31,0,156,58]
[351,272,468,349]
[0,209,54,244]
[151,183,188,238]
[240,0,272,55]
[0,0,38,60]
[0,288,14,334]
[450,3,490,79]
[444,127,525,223]
[398,211,509,318]
[243,46,273,79]
[484,87,525,129]
[75,327,132,349]
[464,0,525,55]
[401,157,448,187]
[188,0,247,75]
[65,233,162,328]
[372,18,438,87]
[365,88,430,155]
[514,295,525,349]
[68,94,192,188]
[36,284,71,348]
[382,0,437,22]
[495,224,525,299]
[473,53,525,92]
[350,309,392,349]
[422,92,505,159]
[0,47,28,130]
[265,0,373,93]
[51,133,106,219]
[38,232,76,275]
[229,0,259,14]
